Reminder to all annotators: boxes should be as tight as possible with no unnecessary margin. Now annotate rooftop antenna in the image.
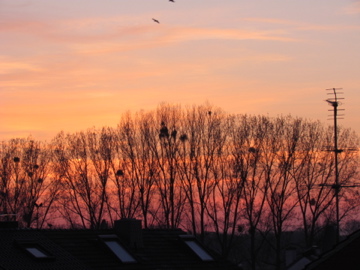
[325,88,344,243]
[322,88,359,243]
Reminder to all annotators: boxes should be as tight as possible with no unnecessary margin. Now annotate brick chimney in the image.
[114,218,144,249]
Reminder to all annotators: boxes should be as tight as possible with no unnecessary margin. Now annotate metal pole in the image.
[333,96,340,243]
[326,87,343,244]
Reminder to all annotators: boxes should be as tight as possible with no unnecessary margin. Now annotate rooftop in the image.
[0,219,239,270]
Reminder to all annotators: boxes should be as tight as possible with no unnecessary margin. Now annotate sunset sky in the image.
[1,0,360,141]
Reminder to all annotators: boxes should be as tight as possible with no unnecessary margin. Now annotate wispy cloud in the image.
[161,26,297,43]
[242,16,360,32]
[0,60,42,73]
[241,17,298,25]
[1,13,298,46]
[343,1,360,14]
[1,1,359,140]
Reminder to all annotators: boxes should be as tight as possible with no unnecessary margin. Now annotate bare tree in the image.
[229,115,272,270]
[293,121,337,248]
[114,112,157,223]
[264,116,302,270]
[0,138,56,228]
[178,105,224,240]
[133,111,161,228]
[193,111,240,257]
[52,131,112,229]
[149,104,186,228]
[86,127,116,227]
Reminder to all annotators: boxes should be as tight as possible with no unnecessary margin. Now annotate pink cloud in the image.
[343,1,360,14]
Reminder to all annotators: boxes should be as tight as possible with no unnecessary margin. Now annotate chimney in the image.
[114,218,144,248]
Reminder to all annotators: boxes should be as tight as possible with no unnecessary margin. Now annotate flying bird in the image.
[169,0,175,2]
[152,18,160,23]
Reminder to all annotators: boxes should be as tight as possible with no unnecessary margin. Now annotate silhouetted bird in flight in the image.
[169,0,175,2]
[152,18,160,23]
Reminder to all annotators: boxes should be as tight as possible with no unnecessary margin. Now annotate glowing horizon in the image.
[1,0,360,141]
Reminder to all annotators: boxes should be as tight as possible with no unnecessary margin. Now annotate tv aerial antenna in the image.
[321,88,359,243]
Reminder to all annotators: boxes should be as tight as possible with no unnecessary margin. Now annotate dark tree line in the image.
[0,104,359,269]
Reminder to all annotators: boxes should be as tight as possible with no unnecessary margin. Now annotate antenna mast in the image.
[321,88,359,244]
[325,87,344,243]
